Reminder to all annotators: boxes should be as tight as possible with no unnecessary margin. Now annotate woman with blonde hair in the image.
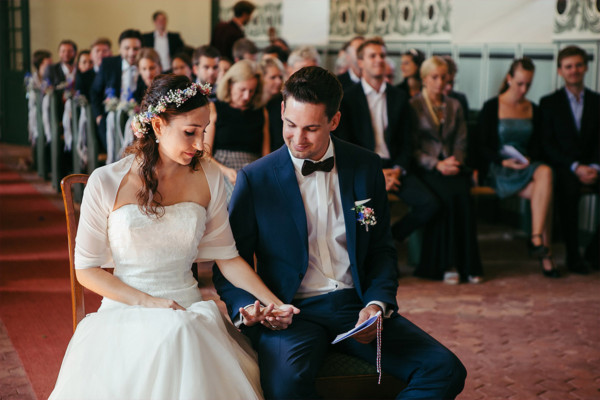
[478,58,557,277]
[205,59,269,200]
[410,56,483,284]
[259,57,285,151]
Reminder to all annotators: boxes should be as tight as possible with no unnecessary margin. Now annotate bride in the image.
[50,74,299,400]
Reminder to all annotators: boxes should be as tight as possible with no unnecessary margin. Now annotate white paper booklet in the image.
[500,145,529,165]
[332,311,381,344]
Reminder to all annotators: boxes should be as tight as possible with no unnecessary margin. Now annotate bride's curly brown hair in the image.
[125,74,210,217]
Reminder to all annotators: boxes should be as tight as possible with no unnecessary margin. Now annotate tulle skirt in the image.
[49,300,263,400]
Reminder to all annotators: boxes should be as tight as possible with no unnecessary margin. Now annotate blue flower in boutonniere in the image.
[352,199,377,232]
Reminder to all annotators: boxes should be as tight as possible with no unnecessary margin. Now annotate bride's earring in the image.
[155,139,159,143]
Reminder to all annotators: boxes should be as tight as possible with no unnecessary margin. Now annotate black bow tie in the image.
[301,157,335,176]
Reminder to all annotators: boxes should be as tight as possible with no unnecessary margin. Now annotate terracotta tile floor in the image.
[1,144,598,399]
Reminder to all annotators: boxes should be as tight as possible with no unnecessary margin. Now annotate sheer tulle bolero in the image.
[74,155,239,269]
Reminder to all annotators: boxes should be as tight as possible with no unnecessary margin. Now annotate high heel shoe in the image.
[540,255,561,278]
[528,234,549,258]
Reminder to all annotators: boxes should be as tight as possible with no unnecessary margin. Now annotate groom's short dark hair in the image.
[282,66,343,121]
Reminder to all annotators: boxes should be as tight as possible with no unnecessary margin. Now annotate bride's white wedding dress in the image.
[49,156,263,400]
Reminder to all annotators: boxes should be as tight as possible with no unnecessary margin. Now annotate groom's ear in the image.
[329,110,341,131]
[280,100,285,120]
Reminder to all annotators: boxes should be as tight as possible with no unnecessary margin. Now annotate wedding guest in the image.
[336,36,364,91]
[233,38,259,62]
[135,48,162,102]
[218,57,233,83]
[411,56,483,284]
[44,39,77,88]
[442,55,469,117]
[171,52,193,81]
[193,45,220,101]
[262,44,289,66]
[334,44,348,76]
[142,10,185,72]
[31,50,52,88]
[337,38,440,248]
[384,57,396,85]
[90,37,112,72]
[211,1,255,60]
[49,74,298,400]
[397,48,425,98]
[271,37,290,54]
[76,50,93,74]
[259,57,285,152]
[91,29,142,150]
[286,45,320,76]
[478,58,557,277]
[213,66,467,400]
[204,60,269,200]
[541,45,600,273]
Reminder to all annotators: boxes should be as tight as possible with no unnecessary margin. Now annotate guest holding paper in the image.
[410,56,483,284]
[478,58,558,278]
[540,46,599,274]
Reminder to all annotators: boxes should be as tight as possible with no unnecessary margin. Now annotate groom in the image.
[213,67,466,399]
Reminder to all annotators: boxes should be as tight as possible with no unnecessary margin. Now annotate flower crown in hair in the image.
[131,82,212,138]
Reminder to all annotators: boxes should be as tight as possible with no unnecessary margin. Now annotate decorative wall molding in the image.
[329,0,451,43]
[554,0,600,39]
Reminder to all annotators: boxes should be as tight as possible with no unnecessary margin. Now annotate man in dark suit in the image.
[337,38,440,244]
[210,1,255,61]
[213,66,466,400]
[541,45,600,273]
[91,29,142,150]
[336,36,364,91]
[44,39,77,88]
[142,11,184,72]
[192,45,220,101]
[76,38,112,100]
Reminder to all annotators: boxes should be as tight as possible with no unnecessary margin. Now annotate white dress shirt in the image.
[348,68,360,84]
[361,79,390,160]
[60,63,76,86]
[289,140,354,298]
[154,31,171,71]
[120,59,138,102]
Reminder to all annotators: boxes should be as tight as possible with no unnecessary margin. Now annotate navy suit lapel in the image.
[356,87,376,151]
[333,137,357,268]
[273,147,308,252]
[580,89,594,139]
[385,86,396,148]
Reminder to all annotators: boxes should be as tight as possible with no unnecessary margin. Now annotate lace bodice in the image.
[104,202,206,309]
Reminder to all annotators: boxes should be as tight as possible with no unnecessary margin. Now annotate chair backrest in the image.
[71,99,82,174]
[60,173,89,332]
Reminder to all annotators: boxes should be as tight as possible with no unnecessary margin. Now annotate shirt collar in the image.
[348,68,360,83]
[121,58,133,70]
[289,138,335,173]
[154,30,167,38]
[564,87,584,103]
[361,78,386,96]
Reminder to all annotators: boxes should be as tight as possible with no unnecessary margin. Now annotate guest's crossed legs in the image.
[243,290,466,400]
[391,174,441,242]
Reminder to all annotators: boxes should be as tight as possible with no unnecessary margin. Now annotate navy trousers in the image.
[242,289,466,399]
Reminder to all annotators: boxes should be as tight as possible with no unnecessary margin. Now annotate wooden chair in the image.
[60,173,89,332]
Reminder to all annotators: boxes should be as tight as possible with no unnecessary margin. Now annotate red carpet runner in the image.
[0,163,100,399]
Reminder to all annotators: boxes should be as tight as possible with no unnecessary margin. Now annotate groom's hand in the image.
[240,301,275,327]
[262,304,301,331]
[353,304,382,344]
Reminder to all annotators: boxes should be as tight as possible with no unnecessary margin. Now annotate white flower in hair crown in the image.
[131,82,212,138]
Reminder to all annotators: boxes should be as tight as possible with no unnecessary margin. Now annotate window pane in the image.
[13,9,21,29]
[14,30,22,49]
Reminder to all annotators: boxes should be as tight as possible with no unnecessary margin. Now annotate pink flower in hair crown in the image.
[131,82,212,138]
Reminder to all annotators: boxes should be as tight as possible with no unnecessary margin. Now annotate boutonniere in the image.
[352,199,377,231]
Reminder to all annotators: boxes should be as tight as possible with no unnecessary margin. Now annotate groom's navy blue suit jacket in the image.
[213,135,399,322]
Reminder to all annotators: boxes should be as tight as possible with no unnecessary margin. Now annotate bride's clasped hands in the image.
[240,300,300,329]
